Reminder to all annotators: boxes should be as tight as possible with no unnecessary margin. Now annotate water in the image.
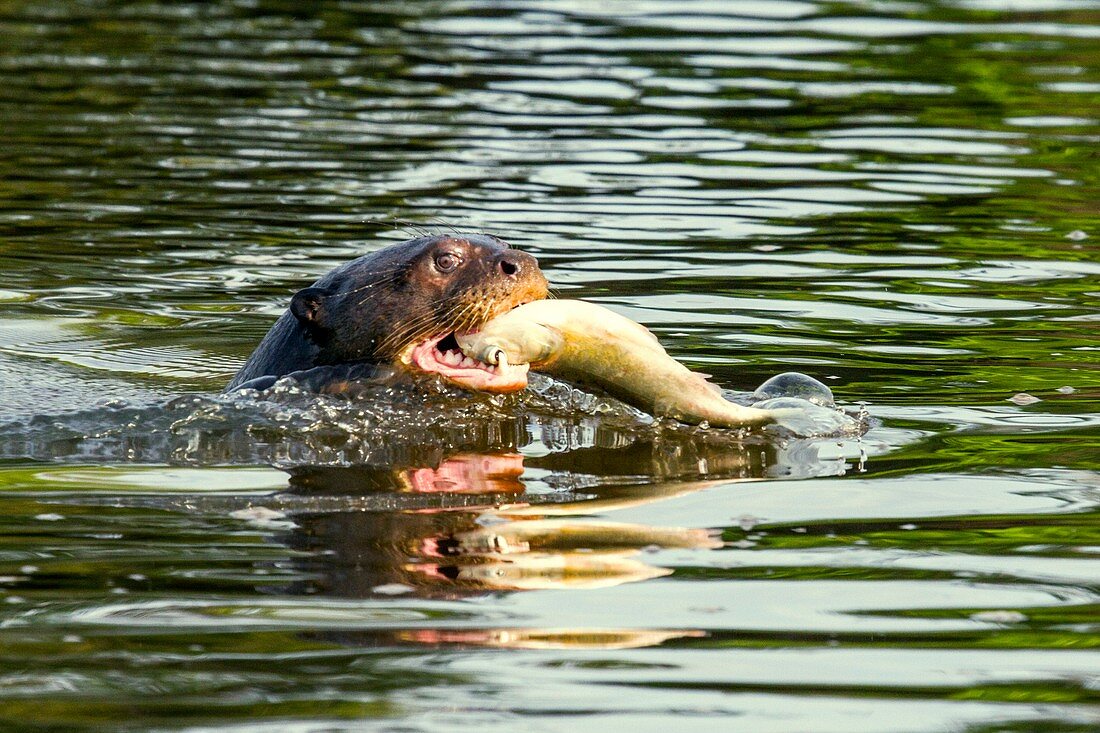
[0,1,1098,730]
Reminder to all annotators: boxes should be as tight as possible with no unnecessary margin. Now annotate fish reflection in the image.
[395,628,703,650]
[281,438,765,601]
[413,517,720,591]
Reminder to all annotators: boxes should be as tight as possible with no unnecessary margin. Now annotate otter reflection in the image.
[278,432,829,601]
[283,465,720,599]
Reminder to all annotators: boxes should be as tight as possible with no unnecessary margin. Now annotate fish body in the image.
[457,300,776,428]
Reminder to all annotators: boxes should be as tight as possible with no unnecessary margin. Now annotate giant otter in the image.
[227,234,548,393]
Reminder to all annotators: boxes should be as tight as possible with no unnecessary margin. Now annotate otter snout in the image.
[492,249,549,308]
[497,250,536,279]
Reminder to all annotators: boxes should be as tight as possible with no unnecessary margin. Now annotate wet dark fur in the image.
[227,234,547,391]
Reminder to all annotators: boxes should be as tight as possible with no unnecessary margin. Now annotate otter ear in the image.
[290,287,331,327]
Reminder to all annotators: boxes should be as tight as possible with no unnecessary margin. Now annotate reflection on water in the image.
[283,455,730,597]
[0,0,1098,730]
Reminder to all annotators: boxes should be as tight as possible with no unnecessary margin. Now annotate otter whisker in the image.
[351,275,407,307]
[379,289,493,356]
[342,269,402,293]
[390,218,440,238]
[376,322,432,356]
[386,217,426,237]
[428,216,465,235]
[446,293,494,330]
[375,304,451,356]
[360,217,432,239]
[444,303,480,338]
[339,267,410,305]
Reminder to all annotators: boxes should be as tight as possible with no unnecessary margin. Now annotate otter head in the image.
[288,233,548,393]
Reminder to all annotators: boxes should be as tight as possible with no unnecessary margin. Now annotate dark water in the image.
[1,1,1098,730]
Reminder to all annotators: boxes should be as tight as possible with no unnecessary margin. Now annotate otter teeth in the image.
[435,347,492,371]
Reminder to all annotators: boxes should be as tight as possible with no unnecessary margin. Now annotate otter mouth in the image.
[407,330,530,393]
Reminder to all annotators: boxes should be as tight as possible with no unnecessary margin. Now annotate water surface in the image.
[0,1,1098,731]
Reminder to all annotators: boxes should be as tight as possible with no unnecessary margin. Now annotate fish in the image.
[456,299,781,428]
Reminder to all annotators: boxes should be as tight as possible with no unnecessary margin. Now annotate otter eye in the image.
[434,252,460,273]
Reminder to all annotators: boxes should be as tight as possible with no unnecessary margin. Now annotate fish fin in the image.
[691,371,723,395]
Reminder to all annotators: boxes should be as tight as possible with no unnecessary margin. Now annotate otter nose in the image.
[498,254,521,277]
